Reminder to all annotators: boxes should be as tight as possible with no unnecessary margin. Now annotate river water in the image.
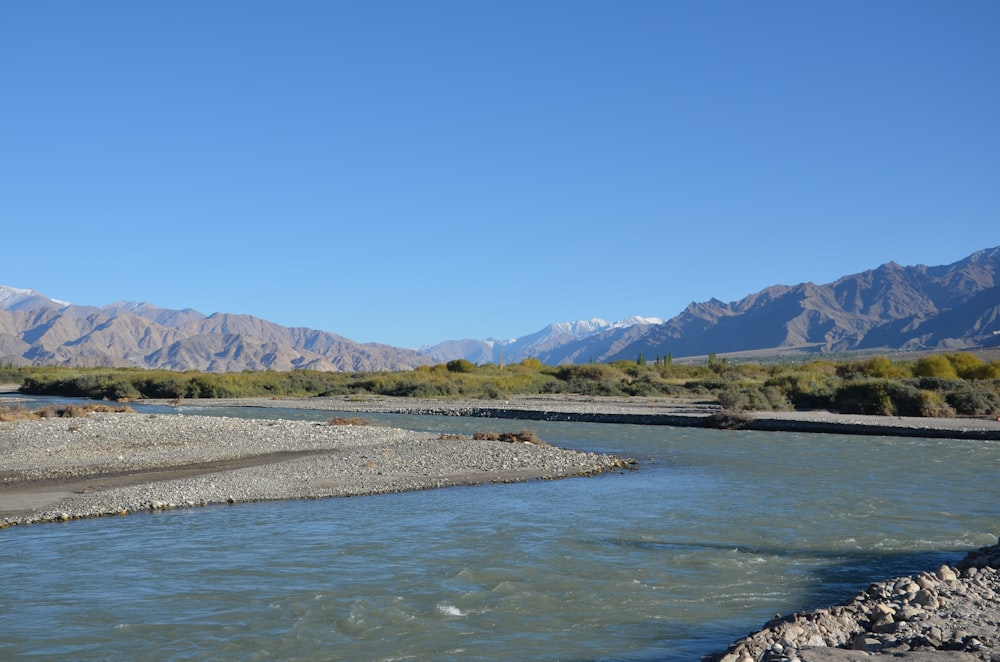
[1,399,997,660]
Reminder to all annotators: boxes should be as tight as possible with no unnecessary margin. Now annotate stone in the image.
[804,634,827,647]
[872,603,896,619]
[936,565,958,581]
[781,623,804,644]
[912,588,939,608]
[872,617,898,634]
[851,634,883,651]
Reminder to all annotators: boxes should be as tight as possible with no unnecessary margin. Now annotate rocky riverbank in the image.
[705,544,1000,662]
[0,411,635,528]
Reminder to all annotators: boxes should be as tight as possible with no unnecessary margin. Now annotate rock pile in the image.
[706,544,1000,661]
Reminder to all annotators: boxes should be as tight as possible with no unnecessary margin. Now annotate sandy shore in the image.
[0,410,635,528]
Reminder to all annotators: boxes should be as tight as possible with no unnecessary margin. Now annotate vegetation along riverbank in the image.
[4,351,1000,438]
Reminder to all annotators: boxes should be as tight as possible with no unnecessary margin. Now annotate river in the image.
[1,399,997,660]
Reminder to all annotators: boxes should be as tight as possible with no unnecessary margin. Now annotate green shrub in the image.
[549,364,627,396]
[835,380,928,416]
[834,380,896,415]
[946,352,987,379]
[765,371,840,410]
[717,384,789,412]
[108,380,141,401]
[913,355,959,380]
[918,389,955,417]
[837,356,911,379]
[943,382,1000,416]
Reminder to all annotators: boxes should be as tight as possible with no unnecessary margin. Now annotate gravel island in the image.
[0,411,635,528]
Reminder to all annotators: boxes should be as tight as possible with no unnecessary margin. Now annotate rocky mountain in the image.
[526,246,1000,364]
[0,290,429,372]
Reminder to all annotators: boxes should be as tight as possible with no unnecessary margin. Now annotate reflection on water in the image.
[0,397,996,660]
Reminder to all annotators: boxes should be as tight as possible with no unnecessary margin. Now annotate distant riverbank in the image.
[143,393,1000,441]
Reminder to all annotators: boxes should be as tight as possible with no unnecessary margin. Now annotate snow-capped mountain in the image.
[418,316,663,365]
[0,286,69,311]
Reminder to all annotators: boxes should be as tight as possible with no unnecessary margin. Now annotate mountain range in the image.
[0,291,428,372]
[2,246,999,372]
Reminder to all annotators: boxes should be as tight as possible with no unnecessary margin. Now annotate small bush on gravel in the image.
[0,405,35,422]
[0,403,133,421]
[328,417,375,426]
[473,430,546,445]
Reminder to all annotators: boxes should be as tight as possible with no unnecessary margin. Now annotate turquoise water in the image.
[1,399,997,660]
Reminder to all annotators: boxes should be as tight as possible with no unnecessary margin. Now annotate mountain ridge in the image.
[0,295,428,372]
[2,246,998,371]
[528,246,1000,364]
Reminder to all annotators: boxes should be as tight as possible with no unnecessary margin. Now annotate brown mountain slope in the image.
[533,246,1000,363]
[0,307,429,372]
[3,246,998,370]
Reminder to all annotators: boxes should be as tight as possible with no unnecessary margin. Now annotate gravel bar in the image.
[147,394,1000,440]
[0,411,635,528]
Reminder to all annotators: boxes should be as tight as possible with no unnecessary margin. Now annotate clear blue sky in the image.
[2,2,997,348]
